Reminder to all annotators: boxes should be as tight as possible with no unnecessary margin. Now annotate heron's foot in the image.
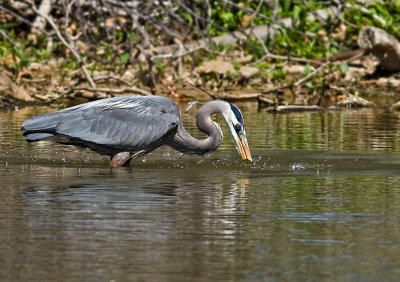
[110,152,133,167]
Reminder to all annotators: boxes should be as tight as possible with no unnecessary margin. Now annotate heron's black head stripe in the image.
[230,104,244,125]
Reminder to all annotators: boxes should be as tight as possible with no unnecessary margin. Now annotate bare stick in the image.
[253,52,323,66]
[0,4,51,36]
[0,29,17,47]
[294,62,330,86]
[153,46,204,60]
[31,0,52,35]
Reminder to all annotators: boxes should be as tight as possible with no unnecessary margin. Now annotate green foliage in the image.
[342,0,400,39]
[207,0,400,65]
[339,62,348,74]
[1,0,400,86]
[119,53,130,64]
[154,58,167,72]
[0,35,31,73]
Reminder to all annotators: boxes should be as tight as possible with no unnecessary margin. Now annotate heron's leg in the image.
[110,152,133,167]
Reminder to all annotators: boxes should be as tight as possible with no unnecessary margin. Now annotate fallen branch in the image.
[43,89,74,103]
[294,62,330,87]
[217,92,260,101]
[253,52,323,66]
[267,105,325,113]
[317,49,365,63]
[258,95,276,106]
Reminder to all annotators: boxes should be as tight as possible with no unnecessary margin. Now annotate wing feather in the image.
[21,96,180,153]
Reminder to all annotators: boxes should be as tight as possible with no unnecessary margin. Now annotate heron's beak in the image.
[236,134,252,161]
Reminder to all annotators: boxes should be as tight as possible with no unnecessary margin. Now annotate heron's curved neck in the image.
[170,101,225,155]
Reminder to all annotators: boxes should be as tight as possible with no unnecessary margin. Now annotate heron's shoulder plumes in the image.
[186,81,220,101]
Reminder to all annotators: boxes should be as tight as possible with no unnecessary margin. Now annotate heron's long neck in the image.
[169,101,224,155]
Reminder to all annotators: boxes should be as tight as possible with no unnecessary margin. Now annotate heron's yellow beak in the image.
[236,135,252,161]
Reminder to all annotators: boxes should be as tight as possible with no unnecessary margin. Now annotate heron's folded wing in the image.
[22,96,180,150]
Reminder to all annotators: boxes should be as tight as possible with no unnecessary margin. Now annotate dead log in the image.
[217,92,260,101]
[358,26,400,73]
[267,105,324,113]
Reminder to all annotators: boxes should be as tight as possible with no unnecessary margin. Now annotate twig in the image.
[253,52,323,66]
[244,0,265,45]
[31,89,73,103]
[294,62,330,86]
[94,75,134,86]
[0,29,17,47]
[0,4,51,37]
[31,0,52,35]
[152,45,204,60]
[30,1,96,89]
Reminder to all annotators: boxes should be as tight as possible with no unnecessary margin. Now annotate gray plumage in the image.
[21,95,252,166]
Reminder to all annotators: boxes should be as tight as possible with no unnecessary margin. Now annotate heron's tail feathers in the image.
[23,132,54,141]
[21,115,59,141]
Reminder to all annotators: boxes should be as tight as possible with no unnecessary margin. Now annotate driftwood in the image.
[258,95,275,106]
[358,26,400,73]
[217,92,260,101]
[336,94,374,108]
[267,105,324,113]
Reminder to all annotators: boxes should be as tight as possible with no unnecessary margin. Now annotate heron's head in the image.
[186,80,252,161]
[220,102,252,161]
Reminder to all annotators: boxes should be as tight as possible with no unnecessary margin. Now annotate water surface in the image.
[1,102,400,281]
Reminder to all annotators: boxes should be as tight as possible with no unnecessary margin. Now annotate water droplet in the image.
[61,156,70,163]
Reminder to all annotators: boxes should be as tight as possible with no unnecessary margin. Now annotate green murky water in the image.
[1,102,400,281]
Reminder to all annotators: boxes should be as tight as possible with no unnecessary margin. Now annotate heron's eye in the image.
[235,124,242,131]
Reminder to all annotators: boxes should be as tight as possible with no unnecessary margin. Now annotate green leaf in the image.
[293,5,302,22]
[303,65,311,76]
[340,62,348,74]
[119,53,130,64]
[305,81,313,88]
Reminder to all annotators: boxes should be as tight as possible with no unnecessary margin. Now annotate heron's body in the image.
[21,95,251,167]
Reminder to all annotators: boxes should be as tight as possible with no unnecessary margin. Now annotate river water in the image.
[1,101,400,281]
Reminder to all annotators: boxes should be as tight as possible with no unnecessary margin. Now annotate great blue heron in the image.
[21,92,252,167]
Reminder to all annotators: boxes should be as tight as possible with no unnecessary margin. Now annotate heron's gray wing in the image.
[22,96,180,151]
